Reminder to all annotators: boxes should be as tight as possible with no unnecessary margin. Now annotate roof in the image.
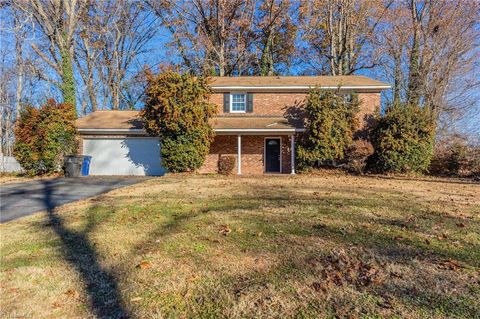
[76,111,301,133]
[212,116,298,132]
[76,110,142,130]
[209,75,390,91]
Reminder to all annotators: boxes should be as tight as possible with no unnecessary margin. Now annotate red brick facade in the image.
[210,92,379,124]
[210,92,307,116]
[199,135,293,175]
[199,91,380,174]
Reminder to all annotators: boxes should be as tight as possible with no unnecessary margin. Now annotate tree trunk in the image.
[260,31,275,76]
[60,45,76,114]
[14,16,24,117]
[393,50,401,104]
[407,0,421,105]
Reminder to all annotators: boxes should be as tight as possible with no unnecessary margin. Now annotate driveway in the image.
[0,177,149,223]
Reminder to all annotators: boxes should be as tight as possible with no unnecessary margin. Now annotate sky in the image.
[0,7,478,141]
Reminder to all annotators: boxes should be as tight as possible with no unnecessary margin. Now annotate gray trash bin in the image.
[64,155,84,177]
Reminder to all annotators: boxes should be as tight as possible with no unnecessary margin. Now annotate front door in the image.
[265,138,281,173]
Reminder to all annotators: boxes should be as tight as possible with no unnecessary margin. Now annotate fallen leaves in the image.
[136,260,152,270]
[65,289,79,299]
[219,225,231,236]
[310,248,386,293]
[440,259,462,271]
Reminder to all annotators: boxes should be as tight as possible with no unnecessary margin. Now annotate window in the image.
[230,93,246,112]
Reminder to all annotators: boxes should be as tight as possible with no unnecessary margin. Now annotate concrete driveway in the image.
[0,177,149,223]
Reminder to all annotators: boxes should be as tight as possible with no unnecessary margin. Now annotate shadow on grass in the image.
[122,181,479,317]
[41,180,130,318]
[364,174,480,186]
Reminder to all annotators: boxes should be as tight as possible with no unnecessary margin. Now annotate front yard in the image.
[1,174,479,318]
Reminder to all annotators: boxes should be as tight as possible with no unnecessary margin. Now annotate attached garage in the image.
[83,137,165,176]
[76,111,166,176]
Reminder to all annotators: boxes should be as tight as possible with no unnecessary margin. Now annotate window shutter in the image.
[246,93,253,113]
[223,93,230,113]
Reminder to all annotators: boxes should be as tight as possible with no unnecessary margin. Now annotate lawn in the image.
[1,174,479,318]
[0,172,55,185]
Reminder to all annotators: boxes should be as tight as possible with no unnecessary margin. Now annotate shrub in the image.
[430,142,480,177]
[160,132,211,172]
[296,89,359,171]
[430,142,467,176]
[14,100,77,176]
[369,102,435,174]
[218,156,236,175]
[142,71,217,172]
[346,139,374,174]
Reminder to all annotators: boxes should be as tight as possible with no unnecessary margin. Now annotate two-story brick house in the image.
[76,76,390,175]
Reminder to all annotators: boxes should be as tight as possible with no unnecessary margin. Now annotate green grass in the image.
[1,174,479,318]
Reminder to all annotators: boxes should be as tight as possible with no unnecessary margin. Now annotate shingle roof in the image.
[76,110,142,130]
[209,75,390,89]
[211,116,297,130]
[76,111,300,131]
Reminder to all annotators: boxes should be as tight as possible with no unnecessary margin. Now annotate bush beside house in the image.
[14,100,77,176]
[142,71,217,172]
[296,89,360,171]
[368,103,435,174]
[218,156,236,175]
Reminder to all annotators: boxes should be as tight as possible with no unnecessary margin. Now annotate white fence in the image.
[0,156,23,173]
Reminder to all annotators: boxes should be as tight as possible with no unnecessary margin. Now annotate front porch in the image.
[199,116,302,175]
[199,133,297,175]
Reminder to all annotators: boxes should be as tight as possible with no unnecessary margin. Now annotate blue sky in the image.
[0,8,478,140]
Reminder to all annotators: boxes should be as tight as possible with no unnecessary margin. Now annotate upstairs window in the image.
[230,93,246,112]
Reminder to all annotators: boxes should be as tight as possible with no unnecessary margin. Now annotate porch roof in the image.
[76,111,302,134]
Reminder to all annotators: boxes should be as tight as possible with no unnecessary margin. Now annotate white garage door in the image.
[83,138,165,176]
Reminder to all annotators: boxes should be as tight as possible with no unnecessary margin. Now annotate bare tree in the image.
[13,0,87,110]
[256,0,297,76]
[299,0,390,75]
[75,1,158,111]
[378,0,479,129]
[148,0,256,76]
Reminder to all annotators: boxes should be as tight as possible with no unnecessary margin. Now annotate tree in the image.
[296,88,359,170]
[74,1,158,113]
[14,100,77,175]
[148,0,256,76]
[13,0,88,111]
[377,1,480,135]
[369,102,435,174]
[299,0,389,75]
[142,71,217,172]
[256,0,297,76]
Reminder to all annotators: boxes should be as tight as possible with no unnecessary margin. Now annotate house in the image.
[76,76,390,175]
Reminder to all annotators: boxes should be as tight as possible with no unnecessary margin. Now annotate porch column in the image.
[237,135,242,175]
[291,135,296,175]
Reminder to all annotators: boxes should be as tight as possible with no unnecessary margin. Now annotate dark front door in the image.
[265,138,281,173]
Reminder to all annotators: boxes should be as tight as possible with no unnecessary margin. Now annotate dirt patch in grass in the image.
[1,174,479,318]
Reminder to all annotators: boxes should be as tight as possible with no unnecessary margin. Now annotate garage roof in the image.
[76,110,142,130]
[76,111,301,133]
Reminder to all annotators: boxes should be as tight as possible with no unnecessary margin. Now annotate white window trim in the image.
[264,137,282,174]
[230,92,247,113]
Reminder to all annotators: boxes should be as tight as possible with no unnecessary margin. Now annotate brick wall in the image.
[356,93,380,137]
[210,92,380,130]
[199,134,294,175]
[210,92,306,116]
